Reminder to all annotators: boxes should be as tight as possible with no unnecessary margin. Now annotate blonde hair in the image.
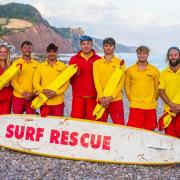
[0,44,11,68]
[136,46,150,55]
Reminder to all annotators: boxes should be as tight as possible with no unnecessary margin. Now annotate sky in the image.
[1,0,180,54]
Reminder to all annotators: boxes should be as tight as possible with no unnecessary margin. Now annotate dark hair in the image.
[79,35,93,42]
[136,46,150,54]
[21,41,33,48]
[166,47,180,60]
[46,43,58,52]
[103,37,116,46]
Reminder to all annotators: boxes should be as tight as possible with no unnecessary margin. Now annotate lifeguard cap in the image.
[79,35,92,42]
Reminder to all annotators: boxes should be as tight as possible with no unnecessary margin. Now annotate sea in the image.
[59,53,167,71]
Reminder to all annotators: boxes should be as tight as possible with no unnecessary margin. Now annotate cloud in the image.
[2,0,180,53]
[33,2,52,17]
[31,0,180,28]
[0,0,7,4]
[119,14,180,27]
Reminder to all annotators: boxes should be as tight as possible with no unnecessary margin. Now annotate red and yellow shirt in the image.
[33,60,69,105]
[158,67,180,109]
[11,58,39,98]
[93,56,125,101]
[69,50,100,97]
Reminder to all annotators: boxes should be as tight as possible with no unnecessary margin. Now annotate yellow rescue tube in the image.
[31,64,78,109]
[162,91,180,128]
[93,65,124,120]
[0,63,22,90]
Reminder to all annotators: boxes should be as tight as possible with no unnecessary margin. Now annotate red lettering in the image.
[69,132,78,146]
[25,127,35,141]
[15,125,25,139]
[50,130,60,144]
[80,133,89,148]
[60,131,69,145]
[35,128,44,141]
[90,134,101,149]
[5,124,14,138]
[102,136,111,150]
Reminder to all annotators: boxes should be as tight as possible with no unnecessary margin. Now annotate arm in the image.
[33,65,43,93]
[69,57,79,84]
[159,72,180,113]
[124,69,131,101]
[154,69,160,98]
[56,80,69,95]
[159,89,173,108]
[112,72,125,99]
[93,62,103,99]
[159,89,180,113]
[11,75,23,95]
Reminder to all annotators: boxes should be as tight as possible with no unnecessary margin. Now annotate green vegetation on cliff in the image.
[0,3,136,53]
[0,26,10,36]
[0,3,48,25]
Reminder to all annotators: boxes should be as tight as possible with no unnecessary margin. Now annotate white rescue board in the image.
[0,114,179,165]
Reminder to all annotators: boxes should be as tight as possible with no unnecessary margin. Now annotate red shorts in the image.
[0,99,12,114]
[164,113,180,138]
[12,96,35,114]
[127,108,157,130]
[71,96,96,120]
[98,100,124,125]
[40,103,64,117]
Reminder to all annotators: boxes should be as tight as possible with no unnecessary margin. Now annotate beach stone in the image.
[0,89,179,179]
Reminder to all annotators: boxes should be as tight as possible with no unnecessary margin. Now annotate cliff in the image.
[0,3,136,53]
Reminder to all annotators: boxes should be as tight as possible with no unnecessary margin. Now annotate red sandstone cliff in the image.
[2,23,73,54]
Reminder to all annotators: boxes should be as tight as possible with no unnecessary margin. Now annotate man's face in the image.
[168,49,180,67]
[80,40,92,54]
[103,43,115,55]
[0,47,8,61]
[21,44,33,57]
[47,50,58,61]
[137,51,148,62]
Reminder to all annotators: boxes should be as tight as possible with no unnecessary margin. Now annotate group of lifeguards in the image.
[0,36,179,138]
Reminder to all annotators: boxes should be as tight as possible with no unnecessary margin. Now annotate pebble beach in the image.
[0,88,179,179]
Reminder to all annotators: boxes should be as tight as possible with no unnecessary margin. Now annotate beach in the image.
[0,87,179,179]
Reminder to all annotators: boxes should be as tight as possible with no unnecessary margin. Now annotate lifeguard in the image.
[69,36,100,120]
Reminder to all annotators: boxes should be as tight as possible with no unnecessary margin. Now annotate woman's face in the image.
[0,47,8,61]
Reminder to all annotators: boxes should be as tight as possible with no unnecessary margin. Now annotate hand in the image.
[99,96,113,108]
[99,97,108,108]
[105,96,113,104]
[169,102,180,113]
[43,89,57,99]
[4,82,10,87]
[22,91,35,100]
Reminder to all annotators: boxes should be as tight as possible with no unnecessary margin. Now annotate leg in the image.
[109,100,124,125]
[127,108,144,128]
[144,109,157,130]
[40,105,50,117]
[175,113,180,138]
[71,96,85,119]
[165,117,177,137]
[52,103,64,116]
[0,99,12,114]
[97,109,109,122]
[85,98,97,120]
[12,96,25,114]
[25,100,35,114]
